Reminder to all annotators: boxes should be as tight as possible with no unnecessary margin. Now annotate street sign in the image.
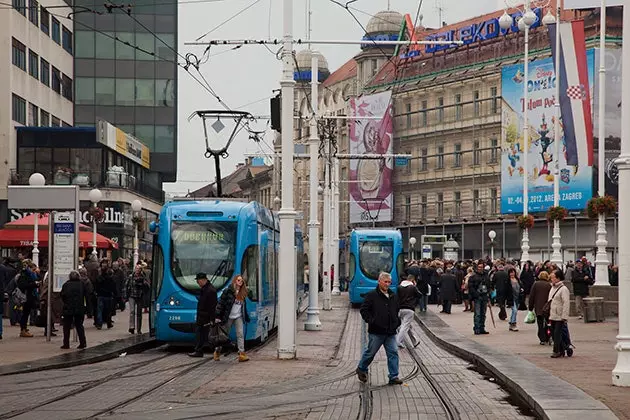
[52,211,77,292]
[421,244,432,259]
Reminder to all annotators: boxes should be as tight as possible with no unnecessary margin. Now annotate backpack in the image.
[11,287,27,307]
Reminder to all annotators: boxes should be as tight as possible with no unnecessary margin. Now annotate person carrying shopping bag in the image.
[214,275,250,362]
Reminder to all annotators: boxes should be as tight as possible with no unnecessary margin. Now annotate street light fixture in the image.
[28,173,45,267]
[488,230,496,261]
[409,237,416,260]
[131,199,142,266]
[89,188,102,256]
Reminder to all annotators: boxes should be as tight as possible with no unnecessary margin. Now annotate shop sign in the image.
[10,204,126,226]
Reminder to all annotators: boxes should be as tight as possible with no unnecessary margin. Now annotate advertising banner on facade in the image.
[500,50,595,214]
[97,119,151,169]
[348,91,394,224]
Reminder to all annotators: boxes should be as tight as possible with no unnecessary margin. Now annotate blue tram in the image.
[148,199,305,344]
[347,229,404,305]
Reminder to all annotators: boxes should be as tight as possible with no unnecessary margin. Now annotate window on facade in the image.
[491,86,498,114]
[40,109,50,126]
[454,143,462,167]
[96,32,116,59]
[74,31,95,58]
[135,79,155,106]
[405,103,411,129]
[95,78,115,105]
[12,94,26,125]
[28,0,38,25]
[136,33,156,60]
[115,79,135,105]
[473,189,480,215]
[62,26,72,54]
[155,125,175,153]
[420,100,427,126]
[437,97,444,123]
[12,38,26,71]
[473,90,480,117]
[62,75,73,101]
[40,58,49,86]
[135,125,155,150]
[51,17,60,44]
[155,33,175,61]
[490,188,498,214]
[455,93,462,121]
[421,194,427,220]
[74,77,94,104]
[420,148,428,171]
[437,193,444,218]
[454,191,461,217]
[490,138,498,163]
[51,116,60,127]
[28,50,38,79]
[371,59,377,76]
[155,79,175,107]
[51,67,61,93]
[13,0,26,15]
[40,7,49,34]
[404,195,411,222]
[28,103,38,126]
[473,140,481,165]
[437,146,444,169]
[404,150,411,174]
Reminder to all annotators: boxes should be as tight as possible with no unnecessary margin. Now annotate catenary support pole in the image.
[612,0,630,387]
[277,0,297,360]
[594,0,609,285]
[521,0,531,265]
[304,52,322,331]
[332,156,341,295]
[322,150,332,311]
[550,3,563,266]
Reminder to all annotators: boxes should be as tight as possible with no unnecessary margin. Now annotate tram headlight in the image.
[167,296,180,306]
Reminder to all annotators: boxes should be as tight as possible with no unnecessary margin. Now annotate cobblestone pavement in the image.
[0,295,534,420]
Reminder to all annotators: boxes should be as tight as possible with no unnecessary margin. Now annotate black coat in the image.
[360,287,401,336]
[520,269,535,295]
[95,270,117,298]
[196,282,218,326]
[439,272,458,301]
[216,285,250,324]
[572,268,592,297]
[493,270,510,304]
[397,281,422,310]
[468,270,491,300]
[61,278,87,317]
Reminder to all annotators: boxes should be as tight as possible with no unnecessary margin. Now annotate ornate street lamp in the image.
[88,188,102,256]
[131,199,142,266]
[28,173,45,267]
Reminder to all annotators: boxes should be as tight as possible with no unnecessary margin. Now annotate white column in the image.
[594,0,609,285]
[332,156,341,295]
[550,4,563,266]
[277,0,297,360]
[521,6,531,264]
[32,213,40,267]
[322,155,332,310]
[92,203,98,256]
[612,1,630,387]
[304,53,322,331]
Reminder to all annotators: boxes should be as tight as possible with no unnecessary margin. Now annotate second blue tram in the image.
[149,199,305,344]
[347,229,404,305]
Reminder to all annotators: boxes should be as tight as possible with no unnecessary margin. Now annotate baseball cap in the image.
[195,272,208,280]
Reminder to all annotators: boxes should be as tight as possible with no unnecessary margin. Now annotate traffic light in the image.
[270,93,281,132]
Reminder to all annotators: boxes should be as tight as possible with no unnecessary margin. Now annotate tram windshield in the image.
[171,221,237,292]
[358,240,393,280]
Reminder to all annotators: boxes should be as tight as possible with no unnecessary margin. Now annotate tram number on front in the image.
[168,315,181,321]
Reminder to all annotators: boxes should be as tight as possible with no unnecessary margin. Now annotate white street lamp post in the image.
[409,237,417,260]
[131,199,142,267]
[594,0,609,286]
[305,51,322,331]
[331,157,341,296]
[612,0,630,387]
[277,0,297,360]
[28,173,45,267]
[89,188,102,257]
[488,230,496,262]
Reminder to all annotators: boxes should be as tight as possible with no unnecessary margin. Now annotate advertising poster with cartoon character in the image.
[500,50,594,214]
[348,91,394,224]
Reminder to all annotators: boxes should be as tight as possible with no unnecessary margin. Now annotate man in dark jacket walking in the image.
[468,261,491,335]
[189,273,218,357]
[439,264,458,314]
[493,265,510,321]
[356,272,402,385]
[572,260,593,319]
[60,271,87,349]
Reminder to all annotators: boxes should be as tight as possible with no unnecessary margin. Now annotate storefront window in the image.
[18,147,35,175]
[36,147,53,179]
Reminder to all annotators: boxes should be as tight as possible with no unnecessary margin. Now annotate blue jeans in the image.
[473,296,488,333]
[418,295,428,312]
[357,333,399,380]
[96,297,113,327]
[509,301,518,324]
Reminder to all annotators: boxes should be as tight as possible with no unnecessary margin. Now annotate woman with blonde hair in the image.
[214,275,250,362]
[528,271,553,344]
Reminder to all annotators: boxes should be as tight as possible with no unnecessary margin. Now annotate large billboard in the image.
[500,50,595,214]
[348,91,394,224]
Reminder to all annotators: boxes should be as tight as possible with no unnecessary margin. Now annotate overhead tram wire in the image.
[195,0,264,41]
[0,0,228,9]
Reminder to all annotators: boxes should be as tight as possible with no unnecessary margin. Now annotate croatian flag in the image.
[547,20,594,168]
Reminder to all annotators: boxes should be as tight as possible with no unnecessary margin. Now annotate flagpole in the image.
[550,1,563,266]
[594,0,609,285]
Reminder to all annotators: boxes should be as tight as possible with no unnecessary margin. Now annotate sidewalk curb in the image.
[415,310,618,420]
[0,334,157,376]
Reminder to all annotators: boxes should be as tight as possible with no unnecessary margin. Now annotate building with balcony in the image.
[1,0,74,202]
[0,124,163,261]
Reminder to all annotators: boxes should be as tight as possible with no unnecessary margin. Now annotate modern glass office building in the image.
[71,0,177,182]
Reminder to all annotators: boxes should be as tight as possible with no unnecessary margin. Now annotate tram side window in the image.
[349,254,355,282]
[242,245,259,301]
[152,245,164,297]
[396,253,405,279]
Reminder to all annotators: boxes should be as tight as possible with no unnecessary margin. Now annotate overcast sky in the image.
[164,0,499,196]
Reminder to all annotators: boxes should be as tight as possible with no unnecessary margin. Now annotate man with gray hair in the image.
[60,270,87,349]
[356,272,403,385]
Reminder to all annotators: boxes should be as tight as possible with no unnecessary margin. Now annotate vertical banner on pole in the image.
[52,211,77,292]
